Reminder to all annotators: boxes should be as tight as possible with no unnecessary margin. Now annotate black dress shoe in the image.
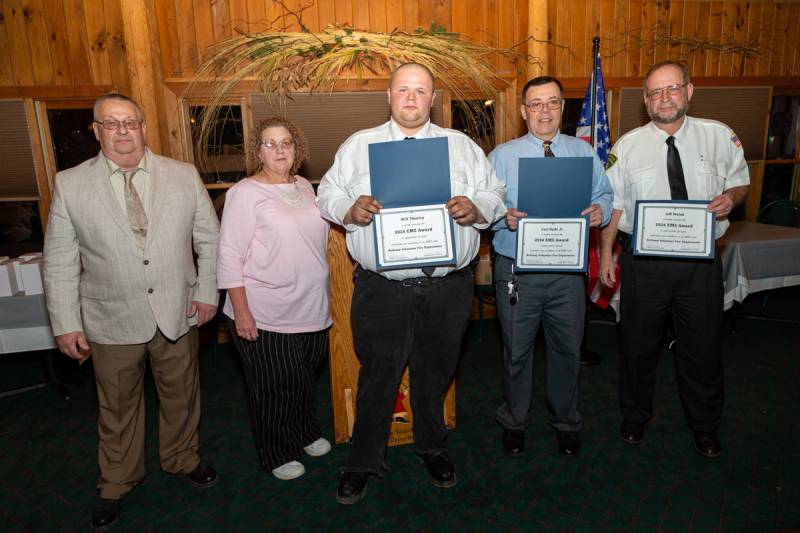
[694,431,721,458]
[418,451,457,488]
[502,429,525,457]
[557,431,581,457]
[336,471,369,505]
[186,461,218,488]
[90,497,122,532]
[620,420,645,445]
[580,349,602,366]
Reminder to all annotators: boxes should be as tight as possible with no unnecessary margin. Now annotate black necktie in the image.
[666,136,688,200]
[404,137,434,277]
[543,140,555,158]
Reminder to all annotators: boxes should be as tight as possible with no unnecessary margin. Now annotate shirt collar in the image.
[388,119,433,141]
[649,116,690,143]
[102,148,149,178]
[525,131,562,150]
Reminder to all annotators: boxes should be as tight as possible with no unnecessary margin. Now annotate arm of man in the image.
[447,141,506,228]
[581,152,614,227]
[599,209,623,287]
[708,127,750,218]
[317,139,383,229]
[708,185,748,218]
[188,168,220,326]
[43,174,87,359]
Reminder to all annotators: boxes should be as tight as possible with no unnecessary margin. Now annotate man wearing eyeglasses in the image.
[599,60,749,458]
[43,93,220,530]
[318,63,506,505]
[490,76,613,459]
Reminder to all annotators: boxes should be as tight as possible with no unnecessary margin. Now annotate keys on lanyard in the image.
[507,276,518,306]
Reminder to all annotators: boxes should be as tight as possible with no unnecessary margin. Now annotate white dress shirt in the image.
[607,116,750,238]
[317,119,507,280]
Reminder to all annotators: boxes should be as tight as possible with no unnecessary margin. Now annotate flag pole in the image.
[589,36,600,146]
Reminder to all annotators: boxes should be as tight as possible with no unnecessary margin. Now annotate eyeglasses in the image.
[646,83,687,99]
[94,119,143,130]
[523,98,563,112]
[261,139,294,150]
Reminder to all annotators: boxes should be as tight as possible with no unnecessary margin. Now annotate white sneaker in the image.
[272,461,305,480]
[303,437,332,457]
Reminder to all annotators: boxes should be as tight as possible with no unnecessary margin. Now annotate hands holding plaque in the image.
[632,200,715,259]
[512,157,594,272]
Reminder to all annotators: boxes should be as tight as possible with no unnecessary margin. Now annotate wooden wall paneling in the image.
[23,0,55,86]
[317,0,336,27]
[598,0,614,74]
[666,0,684,62]
[704,1,723,76]
[743,1,762,77]
[418,0,433,29]
[554,0,570,77]
[5,0,35,85]
[484,0,499,71]
[432,0,450,30]
[692,1,710,76]
[24,99,51,229]
[746,160,765,222]
[447,0,470,36]
[465,0,482,44]
[154,0,181,78]
[120,0,163,153]
[227,0,247,33]
[278,0,303,31]
[758,3,777,77]
[33,101,57,194]
[786,4,800,76]
[193,0,215,63]
[303,0,322,31]
[334,0,354,26]
[162,85,184,160]
[625,0,640,77]
[352,0,369,29]
[514,0,528,84]
[83,0,112,85]
[0,4,17,85]
[545,0,556,76]
[176,0,198,76]
[611,0,628,78]
[211,0,232,41]
[104,0,129,91]
[401,0,419,29]
[42,0,73,86]
[496,0,514,76]
[368,0,387,32]
[638,0,656,77]
[62,0,93,85]
[730,1,748,77]
[718,2,738,76]
[383,0,402,30]
[771,3,790,76]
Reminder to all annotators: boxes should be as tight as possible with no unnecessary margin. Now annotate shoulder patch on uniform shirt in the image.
[730,133,742,148]
[605,153,618,170]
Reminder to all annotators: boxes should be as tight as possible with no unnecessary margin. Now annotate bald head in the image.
[387,62,436,136]
[389,63,435,91]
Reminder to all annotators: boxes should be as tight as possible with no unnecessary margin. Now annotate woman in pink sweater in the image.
[217,117,331,480]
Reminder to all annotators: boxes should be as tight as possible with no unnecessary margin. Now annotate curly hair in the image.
[248,116,310,176]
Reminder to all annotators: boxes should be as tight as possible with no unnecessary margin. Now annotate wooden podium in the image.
[327,226,456,445]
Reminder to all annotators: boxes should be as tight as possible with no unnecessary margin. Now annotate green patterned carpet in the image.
[1,288,799,532]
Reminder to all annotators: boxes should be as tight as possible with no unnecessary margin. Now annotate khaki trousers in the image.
[90,327,201,499]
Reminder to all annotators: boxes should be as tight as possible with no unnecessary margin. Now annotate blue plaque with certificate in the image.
[514,157,592,272]
[368,137,457,270]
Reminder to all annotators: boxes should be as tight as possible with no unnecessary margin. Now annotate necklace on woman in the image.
[260,170,303,207]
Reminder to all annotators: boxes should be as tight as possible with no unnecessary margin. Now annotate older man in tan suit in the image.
[43,93,220,531]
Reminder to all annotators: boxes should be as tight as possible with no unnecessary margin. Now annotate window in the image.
[451,99,496,153]
[188,104,247,183]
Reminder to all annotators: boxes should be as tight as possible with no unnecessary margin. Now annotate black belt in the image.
[357,261,474,287]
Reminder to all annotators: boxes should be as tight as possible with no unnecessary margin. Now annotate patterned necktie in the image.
[123,169,148,247]
[543,140,555,158]
[666,136,688,200]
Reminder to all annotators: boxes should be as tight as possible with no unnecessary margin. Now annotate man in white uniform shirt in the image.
[317,63,506,504]
[599,61,749,458]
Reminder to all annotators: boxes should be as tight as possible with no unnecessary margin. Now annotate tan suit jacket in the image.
[43,148,219,344]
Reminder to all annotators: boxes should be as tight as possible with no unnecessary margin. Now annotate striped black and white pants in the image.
[228,320,329,470]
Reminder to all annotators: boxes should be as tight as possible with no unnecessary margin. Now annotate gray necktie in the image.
[122,169,147,247]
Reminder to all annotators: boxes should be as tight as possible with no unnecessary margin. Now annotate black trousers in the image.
[344,266,473,474]
[619,248,724,432]
[229,320,329,470]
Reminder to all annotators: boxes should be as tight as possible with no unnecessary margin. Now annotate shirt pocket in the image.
[450,162,476,199]
[696,162,727,199]
[626,166,657,199]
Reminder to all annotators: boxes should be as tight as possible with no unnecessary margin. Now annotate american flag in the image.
[576,50,611,165]
[578,47,619,309]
